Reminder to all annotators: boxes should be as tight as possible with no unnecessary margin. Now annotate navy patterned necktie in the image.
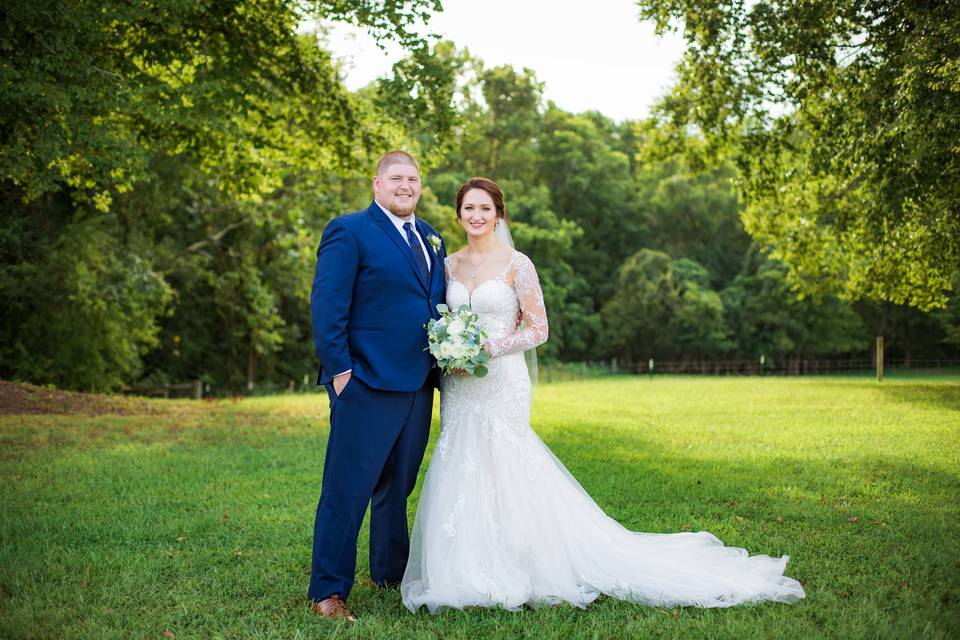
[403,222,429,279]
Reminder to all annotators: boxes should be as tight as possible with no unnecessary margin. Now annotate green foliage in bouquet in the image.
[426,303,490,377]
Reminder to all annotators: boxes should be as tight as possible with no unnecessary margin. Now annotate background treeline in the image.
[2,1,958,392]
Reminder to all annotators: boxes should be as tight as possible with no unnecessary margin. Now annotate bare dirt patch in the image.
[0,380,168,416]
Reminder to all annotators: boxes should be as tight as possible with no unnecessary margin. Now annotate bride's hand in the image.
[450,368,469,376]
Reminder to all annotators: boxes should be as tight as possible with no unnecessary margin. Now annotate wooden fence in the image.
[126,355,959,399]
[540,357,960,381]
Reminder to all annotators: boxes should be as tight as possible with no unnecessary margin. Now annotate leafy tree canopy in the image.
[0,0,441,210]
[637,0,960,310]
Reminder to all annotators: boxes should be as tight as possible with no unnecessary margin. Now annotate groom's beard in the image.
[388,201,417,218]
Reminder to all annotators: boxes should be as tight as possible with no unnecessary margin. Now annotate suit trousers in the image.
[307,375,433,602]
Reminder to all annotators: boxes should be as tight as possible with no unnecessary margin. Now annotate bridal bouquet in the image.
[426,304,490,377]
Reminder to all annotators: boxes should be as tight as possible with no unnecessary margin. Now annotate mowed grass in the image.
[1,376,958,639]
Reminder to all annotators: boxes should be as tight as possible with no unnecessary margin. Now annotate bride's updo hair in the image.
[455,177,509,222]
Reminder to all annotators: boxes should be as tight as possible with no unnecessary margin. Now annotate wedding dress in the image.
[400,250,805,613]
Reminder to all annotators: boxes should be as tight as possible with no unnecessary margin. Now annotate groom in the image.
[307,151,446,622]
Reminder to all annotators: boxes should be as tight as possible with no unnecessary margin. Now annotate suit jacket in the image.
[311,202,447,392]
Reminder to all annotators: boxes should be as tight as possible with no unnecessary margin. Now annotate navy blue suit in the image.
[308,202,446,602]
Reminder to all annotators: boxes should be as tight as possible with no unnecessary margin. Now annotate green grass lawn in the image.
[1,376,958,639]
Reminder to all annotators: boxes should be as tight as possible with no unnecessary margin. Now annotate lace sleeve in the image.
[443,255,453,285]
[485,253,549,358]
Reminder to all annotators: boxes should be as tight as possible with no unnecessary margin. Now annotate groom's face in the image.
[373,163,421,218]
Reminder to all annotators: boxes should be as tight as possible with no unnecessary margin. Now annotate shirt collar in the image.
[374,200,417,233]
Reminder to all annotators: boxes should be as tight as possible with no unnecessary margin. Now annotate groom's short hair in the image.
[376,150,420,176]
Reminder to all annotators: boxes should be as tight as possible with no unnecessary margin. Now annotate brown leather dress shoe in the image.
[310,595,357,623]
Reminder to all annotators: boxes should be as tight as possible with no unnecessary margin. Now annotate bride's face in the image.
[458,188,498,239]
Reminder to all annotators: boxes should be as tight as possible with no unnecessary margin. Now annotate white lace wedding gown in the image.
[400,250,805,613]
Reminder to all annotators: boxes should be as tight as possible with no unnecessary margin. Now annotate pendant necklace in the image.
[468,250,488,280]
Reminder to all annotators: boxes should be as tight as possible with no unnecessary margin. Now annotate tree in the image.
[669,259,732,357]
[0,0,442,210]
[602,249,730,362]
[0,0,443,391]
[539,107,642,305]
[0,207,171,391]
[377,39,468,160]
[632,125,750,289]
[637,0,960,310]
[720,253,867,367]
[935,273,960,351]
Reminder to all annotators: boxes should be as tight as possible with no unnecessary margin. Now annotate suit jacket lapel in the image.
[368,203,429,292]
[416,219,443,293]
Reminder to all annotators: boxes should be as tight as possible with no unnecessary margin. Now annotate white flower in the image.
[447,318,465,336]
[424,302,490,378]
[427,234,442,252]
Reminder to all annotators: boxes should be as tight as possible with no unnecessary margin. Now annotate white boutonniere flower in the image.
[427,234,442,253]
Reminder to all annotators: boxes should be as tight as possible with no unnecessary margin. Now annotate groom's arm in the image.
[311,217,359,380]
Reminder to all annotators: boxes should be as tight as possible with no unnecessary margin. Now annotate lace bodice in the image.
[444,251,548,358]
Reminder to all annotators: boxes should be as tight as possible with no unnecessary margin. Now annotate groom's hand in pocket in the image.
[333,372,352,396]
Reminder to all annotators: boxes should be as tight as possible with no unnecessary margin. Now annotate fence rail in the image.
[539,358,960,382]
[127,358,960,398]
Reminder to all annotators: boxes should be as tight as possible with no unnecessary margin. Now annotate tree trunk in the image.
[247,348,256,391]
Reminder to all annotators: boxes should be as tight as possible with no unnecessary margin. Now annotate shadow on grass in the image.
[547,424,960,528]
[2,410,958,639]
[861,381,960,412]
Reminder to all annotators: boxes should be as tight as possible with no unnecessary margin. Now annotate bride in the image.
[400,177,805,613]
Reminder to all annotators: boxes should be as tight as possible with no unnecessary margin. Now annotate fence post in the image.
[193,380,203,400]
[611,357,618,373]
[648,358,654,375]
[876,336,884,382]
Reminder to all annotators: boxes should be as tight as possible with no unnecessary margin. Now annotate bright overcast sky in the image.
[319,0,687,123]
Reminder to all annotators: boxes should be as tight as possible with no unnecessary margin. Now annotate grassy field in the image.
[1,376,958,639]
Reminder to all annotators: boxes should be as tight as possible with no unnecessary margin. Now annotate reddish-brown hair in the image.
[455,177,508,221]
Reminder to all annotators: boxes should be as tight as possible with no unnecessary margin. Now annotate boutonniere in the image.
[427,234,443,254]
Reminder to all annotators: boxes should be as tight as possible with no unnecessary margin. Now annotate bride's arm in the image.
[484,254,548,358]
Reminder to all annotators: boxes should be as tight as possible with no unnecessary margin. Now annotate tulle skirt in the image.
[400,353,805,613]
